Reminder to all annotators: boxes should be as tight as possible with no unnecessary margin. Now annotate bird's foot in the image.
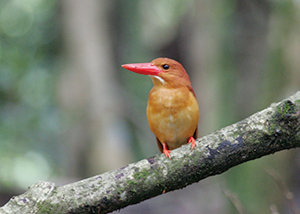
[162,143,171,159]
[188,137,196,150]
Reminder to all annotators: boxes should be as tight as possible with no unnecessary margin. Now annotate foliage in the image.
[0,0,60,189]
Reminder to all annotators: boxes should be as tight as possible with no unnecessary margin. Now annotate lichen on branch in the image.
[1,91,300,214]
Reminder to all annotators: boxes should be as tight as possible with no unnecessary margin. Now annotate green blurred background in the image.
[1,0,300,213]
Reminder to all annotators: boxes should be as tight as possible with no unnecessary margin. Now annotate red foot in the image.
[188,137,196,150]
[162,143,171,159]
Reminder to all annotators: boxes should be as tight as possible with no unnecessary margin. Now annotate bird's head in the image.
[122,58,192,88]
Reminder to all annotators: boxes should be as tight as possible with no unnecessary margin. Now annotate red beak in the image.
[121,63,162,76]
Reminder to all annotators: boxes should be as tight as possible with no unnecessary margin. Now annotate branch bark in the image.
[1,91,300,214]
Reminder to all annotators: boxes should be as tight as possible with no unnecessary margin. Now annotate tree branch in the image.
[1,91,300,214]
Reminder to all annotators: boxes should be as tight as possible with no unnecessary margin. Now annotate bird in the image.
[122,58,199,159]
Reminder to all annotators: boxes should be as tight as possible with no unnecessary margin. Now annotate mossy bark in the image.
[1,91,300,214]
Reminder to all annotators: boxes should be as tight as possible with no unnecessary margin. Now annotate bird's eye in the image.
[162,64,169,70]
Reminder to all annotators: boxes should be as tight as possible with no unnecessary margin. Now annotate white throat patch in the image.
[150,75,165,84]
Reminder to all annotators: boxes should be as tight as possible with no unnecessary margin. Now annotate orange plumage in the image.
[122,58,199,159]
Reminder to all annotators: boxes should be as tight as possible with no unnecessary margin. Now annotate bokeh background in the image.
[1,0,300,213]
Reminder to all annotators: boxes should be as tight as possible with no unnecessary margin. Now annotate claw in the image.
[188,137,196,150]
[162,143,171,159]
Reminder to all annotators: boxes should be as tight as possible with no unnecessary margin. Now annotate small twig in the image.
[221,183,247,214]
[265,168,300,214]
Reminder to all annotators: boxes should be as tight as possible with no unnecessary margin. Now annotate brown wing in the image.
[193,126,198,139]
[187,85,197,98]
[156,137,163,153]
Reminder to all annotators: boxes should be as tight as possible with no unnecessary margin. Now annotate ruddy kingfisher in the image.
[122,58,199,159]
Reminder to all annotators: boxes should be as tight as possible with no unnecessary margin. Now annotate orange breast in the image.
[146,86,199,150]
